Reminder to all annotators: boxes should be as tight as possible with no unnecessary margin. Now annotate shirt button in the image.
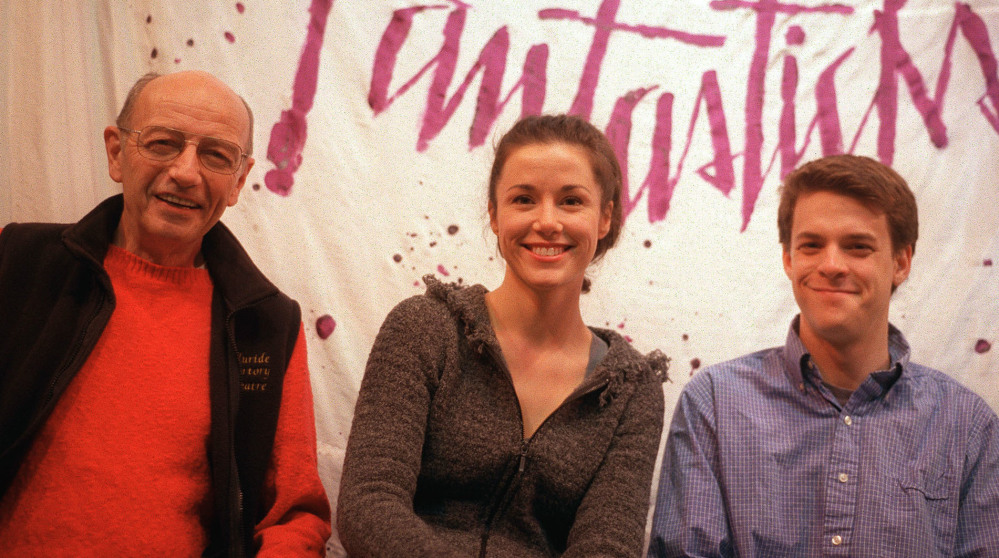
[838,472,848,483]
[843,415,853,426]
[832,535,843,546]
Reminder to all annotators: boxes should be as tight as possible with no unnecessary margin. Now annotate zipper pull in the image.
[518,441,528,473]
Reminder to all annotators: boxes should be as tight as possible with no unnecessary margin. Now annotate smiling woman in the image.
[488,142,611,296]
[337,115,669,557]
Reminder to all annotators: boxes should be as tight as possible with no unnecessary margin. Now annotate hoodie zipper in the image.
[476,342,610,557]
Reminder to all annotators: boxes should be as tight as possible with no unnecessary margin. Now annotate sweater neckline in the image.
[104,244,213,287]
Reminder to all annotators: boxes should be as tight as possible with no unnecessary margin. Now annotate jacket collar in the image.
[62,194,279,309]
[423,275,669,405]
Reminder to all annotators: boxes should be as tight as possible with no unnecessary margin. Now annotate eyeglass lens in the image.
[136,126,242,174]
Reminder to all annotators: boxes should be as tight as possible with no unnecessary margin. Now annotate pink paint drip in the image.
[316,315,336,339]
[224,31,235,43]
[975,339,992,354]
[264,0,334,195]
[436,264,450,276]
[786,25,805,45]
[236,2,245,14]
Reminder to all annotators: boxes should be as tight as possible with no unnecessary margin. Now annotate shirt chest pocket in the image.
[896,467,953,500]
[894,467,958,555]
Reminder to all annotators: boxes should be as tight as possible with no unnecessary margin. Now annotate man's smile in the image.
[156,193,200,209]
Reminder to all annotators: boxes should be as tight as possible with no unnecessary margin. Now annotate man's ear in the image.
[227,156,254,207]
[104,126,124,183]
[782,245,793,280]
[892,244,913,289]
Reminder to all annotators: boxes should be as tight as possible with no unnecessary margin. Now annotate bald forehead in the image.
[134,71,251,148]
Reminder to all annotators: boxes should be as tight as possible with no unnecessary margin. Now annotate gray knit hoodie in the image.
[338,277,668,557]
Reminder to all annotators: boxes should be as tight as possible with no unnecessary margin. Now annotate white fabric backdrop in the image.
[3,1,998,554]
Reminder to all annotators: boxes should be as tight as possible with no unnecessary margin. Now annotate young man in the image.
[0,71,330,556]
[648,155,999,557]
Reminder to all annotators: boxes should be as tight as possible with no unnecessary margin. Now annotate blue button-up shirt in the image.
[648,318,999,557]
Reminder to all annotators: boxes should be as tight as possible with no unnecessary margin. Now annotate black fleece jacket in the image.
[0,195,301,557]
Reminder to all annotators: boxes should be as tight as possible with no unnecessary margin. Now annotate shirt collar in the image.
[781,315,911,400]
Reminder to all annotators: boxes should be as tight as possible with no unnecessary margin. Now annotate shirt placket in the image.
[821,407,860,555]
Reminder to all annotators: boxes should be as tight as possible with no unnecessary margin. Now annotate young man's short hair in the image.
[778,154,918,255]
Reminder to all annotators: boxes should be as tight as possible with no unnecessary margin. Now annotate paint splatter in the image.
[786,25,805,45]
[617,322,626,329]
[151,48,158,59]
[224,31,236,43]
[408,232,418,238]
[187,38,194,46]
[457,277,464,284]
[624,335,633,343]
[429,241,437,247]
[146,14,152,23]
[174,58,181,64]
[985,259,994,267]
[316,315,336,339]
[236,2,245,13]
[436,264,450,276]
[682,333,689,341]
[975,339,992,354]
[643,239,652,248]
[263,0,333,195]
[393,254,402,263]
[252,183,261,191]
[447,225,459,235]
[413,280,421,286]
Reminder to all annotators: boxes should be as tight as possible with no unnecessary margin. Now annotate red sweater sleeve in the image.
[253,323,332,556]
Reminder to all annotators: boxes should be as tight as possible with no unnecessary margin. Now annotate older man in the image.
[648,155,999,557]
[0,71,331,556]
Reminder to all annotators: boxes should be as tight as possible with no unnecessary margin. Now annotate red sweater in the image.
[0,245,330,555]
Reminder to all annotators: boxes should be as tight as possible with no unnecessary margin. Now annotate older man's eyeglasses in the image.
[118,126,248,175]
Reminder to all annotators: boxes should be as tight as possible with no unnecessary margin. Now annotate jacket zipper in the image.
[0,289,110,466]
[225,312,245,558]
[4,260,114,462]
[476,342,610,556]
[42,292,107,408]
[479,438,530,558]
[41,255,115,410]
